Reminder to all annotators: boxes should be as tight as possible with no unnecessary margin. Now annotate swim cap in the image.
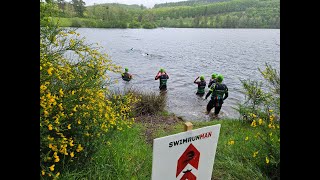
[217,74,224,82]
[125,68,128,72]
[200,75,204,81]
[160,68,164,73]
[211,73,218,79]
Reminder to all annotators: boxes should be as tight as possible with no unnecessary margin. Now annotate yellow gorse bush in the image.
[40,25,139,178]
[237,110,279,176]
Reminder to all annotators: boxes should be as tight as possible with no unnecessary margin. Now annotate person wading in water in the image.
[204,74,228,118]
[208,73,218,88]
[194,75,206,97]
[121,67,132,81]
[155,68,169,91]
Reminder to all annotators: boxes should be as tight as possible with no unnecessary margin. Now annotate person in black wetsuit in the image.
[205,74,228,118]
[121,67,132,81]
[194,75,206,96]
[155,68,169,91]
[208,73,218,88]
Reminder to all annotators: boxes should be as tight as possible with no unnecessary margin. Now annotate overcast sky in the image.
[77,0,188,8]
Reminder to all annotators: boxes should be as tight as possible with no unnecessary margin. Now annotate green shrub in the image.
[40,23,138,178]
[235,63,280,178]
[108,88,167,116]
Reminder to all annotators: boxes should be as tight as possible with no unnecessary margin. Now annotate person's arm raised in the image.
[194,76,199,84]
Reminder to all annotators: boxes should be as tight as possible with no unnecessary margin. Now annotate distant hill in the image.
[86,3,147,10]
[48,0,279,29]
[154,0,231,8]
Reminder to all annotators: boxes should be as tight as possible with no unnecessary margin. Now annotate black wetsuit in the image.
[205,83,228,115]
[208,79,216,88]
[155,73,169,90]
[195,80,206,95]
[122,72,132,81]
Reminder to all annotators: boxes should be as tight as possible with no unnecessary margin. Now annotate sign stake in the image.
[184,122,193,131]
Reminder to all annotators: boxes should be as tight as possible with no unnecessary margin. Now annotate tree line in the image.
[40,0,279,29]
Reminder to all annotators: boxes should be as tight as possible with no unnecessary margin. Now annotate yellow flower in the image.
[47,67,53,76]
[258,119,263,125]
[40,85,47,91]
[76,144,84,152]
[70,152,74,157]
[67,124,71,129]
[58,103,63,111]
[44,110,49,117]
[269,109,273,112]
[270,115,274,121]
[49,164,55,171]
[228,140,235,145]
[245,136,249,141]
[40,66,42,71]
[266,156,270,164]
[55,172,60,177]
[41,170,45,175]
[69,140,74,147]
[78,119,81,124]
[251,120,257,127]
[72,90,75,95]
[54,157,60,162]
[59,89,64,97]
[49,143,53,148]
[253,151,258,158]
[48,124,53,131]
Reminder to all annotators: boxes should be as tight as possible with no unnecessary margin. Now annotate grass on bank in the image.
[58,123,153,180]
[55,88,277,179]
[58,117,271,180]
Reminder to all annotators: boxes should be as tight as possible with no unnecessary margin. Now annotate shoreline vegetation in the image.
[41,0,280,29]
[40,1,280,179]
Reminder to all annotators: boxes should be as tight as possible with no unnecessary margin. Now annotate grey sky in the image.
[78,0,188,8]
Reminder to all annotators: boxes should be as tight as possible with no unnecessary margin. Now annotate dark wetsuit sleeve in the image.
[166,74,169,79]
[223,86,229,100]
[194,77,199,84]
[155,73,159,80]
[205,90,212,99]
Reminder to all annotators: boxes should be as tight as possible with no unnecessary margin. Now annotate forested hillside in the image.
[41,0,279,28]
[153,0,231,8]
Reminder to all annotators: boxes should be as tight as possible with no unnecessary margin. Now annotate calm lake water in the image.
[76,28,280,121]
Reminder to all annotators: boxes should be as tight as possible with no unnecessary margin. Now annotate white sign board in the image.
[151,124,221,180]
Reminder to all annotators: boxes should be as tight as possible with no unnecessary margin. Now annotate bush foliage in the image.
[40,22,139,178]
[235,63,280,178]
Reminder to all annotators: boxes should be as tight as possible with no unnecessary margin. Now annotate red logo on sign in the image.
[176,143,200,179]
[180,169,197,180]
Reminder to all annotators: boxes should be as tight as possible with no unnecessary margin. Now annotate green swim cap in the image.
[200,75,204,81]
[125,68,128,72]
[160,68,164,73]
[217,74,224,82]
[212,73,218,79]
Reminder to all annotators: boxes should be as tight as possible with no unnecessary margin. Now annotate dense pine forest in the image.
[41,0,280,28]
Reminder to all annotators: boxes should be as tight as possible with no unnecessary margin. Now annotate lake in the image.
[76,28,280,121]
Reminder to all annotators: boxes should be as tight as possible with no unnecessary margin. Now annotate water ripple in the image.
[76,28,280,121]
